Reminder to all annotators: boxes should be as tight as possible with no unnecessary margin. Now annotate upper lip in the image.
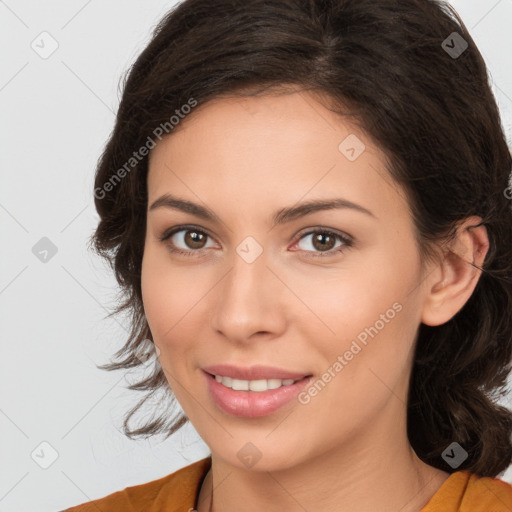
[202,364,311,381]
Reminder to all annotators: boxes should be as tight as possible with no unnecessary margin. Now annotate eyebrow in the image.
[149,193,376,226]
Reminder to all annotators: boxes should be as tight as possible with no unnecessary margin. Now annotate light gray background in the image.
[1,1,511,511]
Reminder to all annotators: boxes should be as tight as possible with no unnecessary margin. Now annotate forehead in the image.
[147,91,410,222]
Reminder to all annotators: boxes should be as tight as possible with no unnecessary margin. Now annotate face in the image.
[141,90,429,472]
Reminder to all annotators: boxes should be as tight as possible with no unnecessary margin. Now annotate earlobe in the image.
[421,217,489,327]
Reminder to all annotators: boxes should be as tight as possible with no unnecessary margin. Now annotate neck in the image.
[197,410,450,512]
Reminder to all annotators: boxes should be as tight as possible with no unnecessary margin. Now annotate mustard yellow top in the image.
[62,456,512,512]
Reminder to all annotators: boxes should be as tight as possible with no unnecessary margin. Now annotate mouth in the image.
[202,368,314,418]
[204,371,311,392]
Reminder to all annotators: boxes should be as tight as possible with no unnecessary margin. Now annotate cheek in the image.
[141,249,167,338]
[141,244,216,367]
[141,246,189,348]
[141,251,201,404]
[295,236,421,383]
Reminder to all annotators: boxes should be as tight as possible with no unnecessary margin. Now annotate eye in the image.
[292,228,353,258]
[158,225,353,259]
[158,225,216,256]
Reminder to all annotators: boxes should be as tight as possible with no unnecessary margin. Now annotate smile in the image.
[203,370,313,418]
[212,374,300,392]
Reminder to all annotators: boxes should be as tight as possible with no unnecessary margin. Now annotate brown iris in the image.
[184,230,207,249]
[311,232,336,252]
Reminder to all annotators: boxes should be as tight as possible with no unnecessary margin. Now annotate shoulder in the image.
[422,470,512,512]
[460,472,512,512]
[60,456,212,512]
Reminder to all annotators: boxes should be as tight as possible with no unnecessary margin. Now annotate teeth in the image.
[214,375,298,392]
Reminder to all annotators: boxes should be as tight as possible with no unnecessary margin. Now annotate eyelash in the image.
[158,224,353,259]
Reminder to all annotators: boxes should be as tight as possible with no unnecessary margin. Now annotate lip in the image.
[202,369,313,418]
[202,364,310,381]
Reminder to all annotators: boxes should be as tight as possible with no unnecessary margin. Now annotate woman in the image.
[63,0,512,510]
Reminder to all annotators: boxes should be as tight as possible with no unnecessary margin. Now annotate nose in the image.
[209,245,287,344]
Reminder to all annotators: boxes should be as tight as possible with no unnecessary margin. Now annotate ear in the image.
[421,216,490,326]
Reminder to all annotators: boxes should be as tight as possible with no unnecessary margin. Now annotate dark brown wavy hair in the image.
[88,0,512,477]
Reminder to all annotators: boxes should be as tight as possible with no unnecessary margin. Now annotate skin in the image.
[141,88,489,512]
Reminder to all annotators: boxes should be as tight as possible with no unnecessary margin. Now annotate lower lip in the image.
[203,371,313,418]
